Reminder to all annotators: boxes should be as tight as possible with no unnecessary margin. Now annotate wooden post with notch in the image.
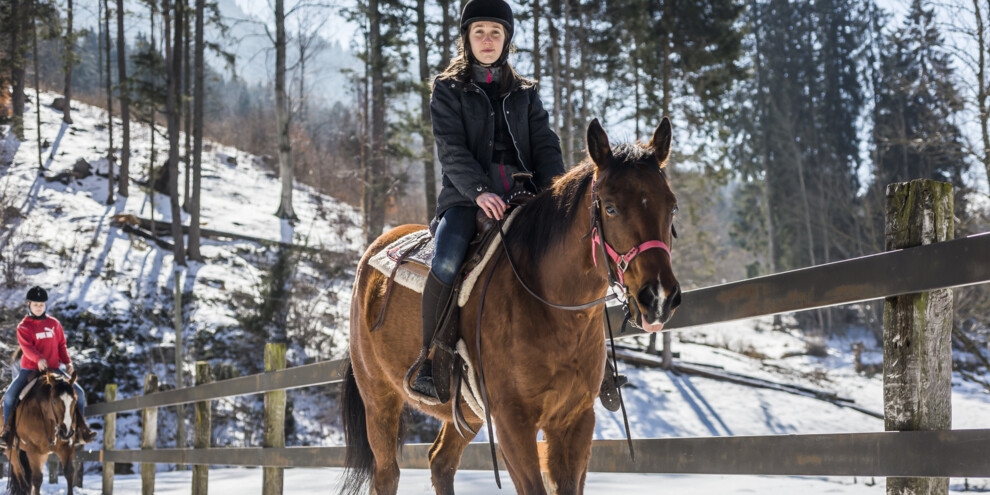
[263,343,286,495]
[141,374,159,495]
[103,383,117,494]
[883,179,953,495]
[192,362,212,495]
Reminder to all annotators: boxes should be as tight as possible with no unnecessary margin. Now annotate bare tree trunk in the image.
[533,0,541,80]
[548,0,561,136]
[104,0,115,204]
[63,0,74,125]
[274,0,296,220]
[440,0,453,69]
[32,0,41,172]
[562,0,573,163]
[150,1,157,241]
[117,0,130,196]
[188,0,204,262]
[166,0,187,266]
[183,5,192,211]
[10,0,25,139]
[975,0,990,194]
[661,0,672,118]
[365,0,387,246]
[417,0,436,221]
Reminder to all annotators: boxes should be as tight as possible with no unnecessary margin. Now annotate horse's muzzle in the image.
[636,282,681,326]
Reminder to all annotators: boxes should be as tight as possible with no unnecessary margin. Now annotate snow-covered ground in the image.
[2,93,989,493]
[12,468,990,494]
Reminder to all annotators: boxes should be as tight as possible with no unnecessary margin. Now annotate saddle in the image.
[381,174,536,409]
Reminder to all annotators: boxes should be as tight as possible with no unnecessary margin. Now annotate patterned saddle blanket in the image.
[367,208,522,307]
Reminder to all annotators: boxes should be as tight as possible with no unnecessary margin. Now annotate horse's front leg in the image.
[57,444,75,495]
[493,410,545,495]
[543,407,595,495]
[27,450,47,495]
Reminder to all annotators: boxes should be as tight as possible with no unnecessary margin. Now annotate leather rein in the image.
[474,177,672,483]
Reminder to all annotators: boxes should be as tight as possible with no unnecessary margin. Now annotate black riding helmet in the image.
[26,286,48,319]
[460,0,514,66]
[26,286,48,302]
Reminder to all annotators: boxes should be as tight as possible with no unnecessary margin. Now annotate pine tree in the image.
[873,0,966,190]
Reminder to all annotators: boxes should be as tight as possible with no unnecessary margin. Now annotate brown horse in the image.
[2,370,81,495]
[341,118,681,495]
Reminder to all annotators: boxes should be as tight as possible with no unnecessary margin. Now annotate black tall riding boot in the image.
[411,272,455,399]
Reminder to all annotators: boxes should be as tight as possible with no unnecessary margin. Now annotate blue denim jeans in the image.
[3,368,87,426]
[431,206,479,285]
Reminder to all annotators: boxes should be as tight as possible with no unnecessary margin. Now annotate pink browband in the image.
[592,230,670,287]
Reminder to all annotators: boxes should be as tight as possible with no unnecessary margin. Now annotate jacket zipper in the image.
[467,82,532,178]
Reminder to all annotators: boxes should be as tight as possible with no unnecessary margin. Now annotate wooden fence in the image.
[69,179,990,494]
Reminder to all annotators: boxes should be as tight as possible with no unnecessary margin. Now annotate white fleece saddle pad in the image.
[368,208,521,307]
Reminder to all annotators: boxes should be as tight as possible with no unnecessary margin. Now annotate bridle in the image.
[37,374,75,447]
[495,175,673,311]
[589,178,672,289]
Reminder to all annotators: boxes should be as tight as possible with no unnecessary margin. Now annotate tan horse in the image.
[341,118,681,495]
[3,371,81,495]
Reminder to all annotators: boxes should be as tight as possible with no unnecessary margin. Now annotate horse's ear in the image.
[587,118,613,169]
[70,370,77,385]
[649,117,672,168]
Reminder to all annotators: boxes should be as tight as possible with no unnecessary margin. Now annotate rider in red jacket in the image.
[1,287,97,444]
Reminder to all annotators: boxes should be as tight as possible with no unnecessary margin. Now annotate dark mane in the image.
[505,143,666,264]
[505,162,595,264]
[41,373,75,397]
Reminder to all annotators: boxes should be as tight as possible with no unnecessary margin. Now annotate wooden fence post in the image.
[263,343,286,495]
[192,362,212,495]
[174,269,186,471]
[48,455,58,484]
[141,374,159,495]
[103,383,117,495]
[883,179,953,495]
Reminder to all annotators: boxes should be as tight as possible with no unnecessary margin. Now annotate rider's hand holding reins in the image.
[37,359,48,372]
[65,363,73,375]
[476,192,507,220]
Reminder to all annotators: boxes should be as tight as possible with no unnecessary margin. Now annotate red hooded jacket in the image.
[16,315,71,370]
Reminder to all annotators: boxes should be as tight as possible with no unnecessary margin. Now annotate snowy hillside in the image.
[0,91,363,453]
[2,93,989,494]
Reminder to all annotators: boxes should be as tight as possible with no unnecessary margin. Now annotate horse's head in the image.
[41,370,78,442]
[587,117,681,332]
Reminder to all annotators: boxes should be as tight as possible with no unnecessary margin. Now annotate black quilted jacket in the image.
[430,75,565,220]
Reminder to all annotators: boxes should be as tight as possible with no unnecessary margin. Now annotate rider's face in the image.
[28,301,46,317]
[468,22,505,66]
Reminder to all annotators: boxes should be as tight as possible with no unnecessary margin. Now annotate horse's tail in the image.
[339,359,374,495]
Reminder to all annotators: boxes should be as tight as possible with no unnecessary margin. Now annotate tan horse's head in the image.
[586,117,681,331]
[40,370,79,442]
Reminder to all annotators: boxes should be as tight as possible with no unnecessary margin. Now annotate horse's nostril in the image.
[669,283,682,310]
[637,285,657,311]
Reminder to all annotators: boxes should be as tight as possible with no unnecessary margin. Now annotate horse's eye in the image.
[672,206,679,215]
[605,204,617,215]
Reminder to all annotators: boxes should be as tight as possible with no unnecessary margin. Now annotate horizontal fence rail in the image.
[76,429,990,477]
[613,232,990,337]
[86,359,346,417]
[86,233,990,418]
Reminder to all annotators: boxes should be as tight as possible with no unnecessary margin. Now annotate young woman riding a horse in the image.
[410,0,622,408]
[1,286,97,445]
[342,1,681,493]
